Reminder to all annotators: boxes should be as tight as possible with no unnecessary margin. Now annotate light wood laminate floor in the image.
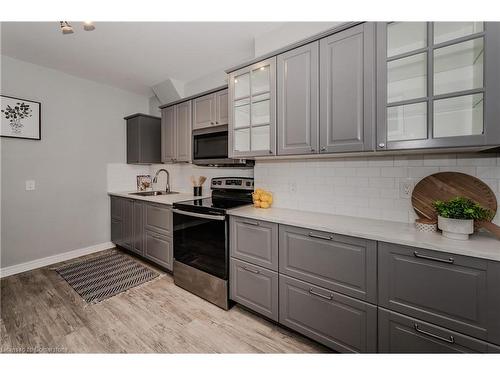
[0,249,330,353]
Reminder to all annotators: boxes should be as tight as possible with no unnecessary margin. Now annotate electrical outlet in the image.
[25,180,36,191]
[399,179,414,199]
[288,182,297,193]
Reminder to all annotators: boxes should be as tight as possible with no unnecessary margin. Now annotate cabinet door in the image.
[279,274,377,353]
[277,41,319,155]
[132,201,143,256]
[193,93,216,130]
[111,218,123,246]
[144,203,172,236]
[161,106,176,163]
[110,196,122,220]
[319,22,375,153]
[378,308,489,353]
[230,217,278,270]
[144,230,173,270]
[228,57,277,157]
[279,225,377,303]
[215,89,229,126]
[230,258,278,321]
[138,116,161,163]
[121,199,134,251]
[378,242,493,342]
[176,101,192,162]
[126,117,140,163]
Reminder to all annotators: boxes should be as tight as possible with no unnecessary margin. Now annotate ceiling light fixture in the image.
[60,21,74,35]
[83,21,95,31]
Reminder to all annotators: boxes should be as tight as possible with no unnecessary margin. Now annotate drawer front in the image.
[230,217,278,270]
[230,258,278,321]
[378,308,489,353]
[378,242,489,341]
[279,225,377,303]
[144,203,172,236]
[144,230,173,270]
[111,218,123,245]
[279,274,377,353]
[110,196,122,220]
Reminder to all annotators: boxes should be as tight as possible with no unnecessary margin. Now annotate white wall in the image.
[183,71,228,98]
[254,22,343,57]
[1,56,149,268]
[255,153,500,225]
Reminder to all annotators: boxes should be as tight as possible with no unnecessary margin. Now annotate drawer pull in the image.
[309,288,333,300]
[242,266,260,274]
[414,323,455,344]
[242,221,260,226]
[413,251,454,264]
[308,232,333,241]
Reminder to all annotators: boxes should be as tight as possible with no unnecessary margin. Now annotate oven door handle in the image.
[172,209,226,221]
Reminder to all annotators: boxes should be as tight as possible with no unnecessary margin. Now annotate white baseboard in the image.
[0,241,115,278]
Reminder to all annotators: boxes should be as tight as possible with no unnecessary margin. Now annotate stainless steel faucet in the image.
[153,169,170,192]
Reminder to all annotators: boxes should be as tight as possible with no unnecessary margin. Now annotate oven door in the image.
[172,209,228,280]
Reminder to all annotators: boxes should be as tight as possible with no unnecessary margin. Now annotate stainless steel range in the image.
[172,177,254,309]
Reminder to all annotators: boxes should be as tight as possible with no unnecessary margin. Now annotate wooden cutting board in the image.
[411,172,497,221]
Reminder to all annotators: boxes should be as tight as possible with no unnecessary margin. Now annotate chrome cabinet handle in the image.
[310,148,315,152]
[414,323,455,344]
[243,221,260,226]
[414,251,454,264]
[309,288,333,300]
[242,266,260,274]
[215,121,219,124]
[378,142,386,148]
[308,232,333,241]
[320,146,326,152]
[210,121,215,125]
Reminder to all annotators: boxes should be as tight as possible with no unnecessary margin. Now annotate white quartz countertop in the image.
[108,191,209,205]
[228,206,500,262]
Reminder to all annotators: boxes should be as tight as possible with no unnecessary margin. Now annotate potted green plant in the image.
[433,197,494,240]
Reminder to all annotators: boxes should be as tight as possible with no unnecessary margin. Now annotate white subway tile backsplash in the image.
[255,152,500,224]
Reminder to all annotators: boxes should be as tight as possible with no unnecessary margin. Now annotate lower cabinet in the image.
[378,308,492,353]
[110,196,173,271]
[279,274,377,353]
[144,230,173,270]
[230,258,278,321]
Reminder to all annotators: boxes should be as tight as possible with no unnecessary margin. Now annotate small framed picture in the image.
[1,95,41,140]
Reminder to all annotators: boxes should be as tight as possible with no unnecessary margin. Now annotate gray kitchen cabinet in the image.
[228,57,277,157]
[319,22,375,153]
[111,196,122,220]
[175,101,192,162]
[279,225,377,303]
[216,89,229,126]
[230,217,278,270]
[378,242,500,344]
[279,274,377,353]
[111,218,123,246]
[161,102,191,163]
[378,307,491,353]
[144,230,173,270]
[277,42,319,155]
[193,93,216,130]
[121,199,134,251]
[161,106,176,162]
[230,258,278,320]
[376,22,500,151]
[132,201,143,256]
[144,203,172,237]
[125,114,162,164]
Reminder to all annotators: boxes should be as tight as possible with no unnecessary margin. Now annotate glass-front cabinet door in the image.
[228,57,276,157]
[376,22,500,150]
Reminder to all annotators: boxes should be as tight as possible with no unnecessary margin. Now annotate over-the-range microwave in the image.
[192,127,254,167]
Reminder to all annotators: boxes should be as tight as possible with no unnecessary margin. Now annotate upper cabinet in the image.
[277,42,319,155]
[161,101,192,163]
[376,22,500,150]
[228,57,277,157]
[193,89,229,130]
[319,23,376,153]
[125,114,162,164]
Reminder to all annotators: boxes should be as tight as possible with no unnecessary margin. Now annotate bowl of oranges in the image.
[252,188,273,209]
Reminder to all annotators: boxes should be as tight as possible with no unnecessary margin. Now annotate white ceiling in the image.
[1,22,284,96]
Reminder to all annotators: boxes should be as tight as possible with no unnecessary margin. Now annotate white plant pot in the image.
[437,216,474,241]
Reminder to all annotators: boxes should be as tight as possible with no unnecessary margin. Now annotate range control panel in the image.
[211,177,254,191]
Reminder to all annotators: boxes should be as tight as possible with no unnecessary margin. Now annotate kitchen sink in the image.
[130,191,179,196]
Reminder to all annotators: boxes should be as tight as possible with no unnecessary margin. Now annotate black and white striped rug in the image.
[55,252,159,304]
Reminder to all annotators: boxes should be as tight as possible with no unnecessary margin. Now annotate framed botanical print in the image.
[1,95,41,140]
